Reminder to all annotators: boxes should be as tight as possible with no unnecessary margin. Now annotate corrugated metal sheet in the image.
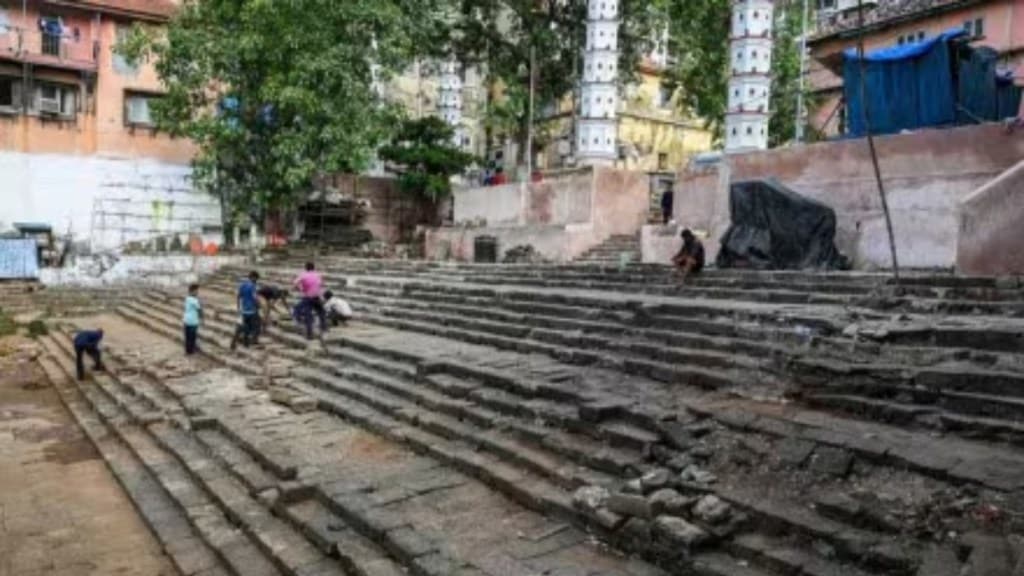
[0,239,39,279]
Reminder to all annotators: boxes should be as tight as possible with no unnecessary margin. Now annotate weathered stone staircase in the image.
[575,235,641,264]
[32,258,1024,576]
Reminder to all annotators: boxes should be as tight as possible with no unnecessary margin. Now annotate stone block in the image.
[607,492,654,519]
[809,446,854,478]
[692,495,731,525]
[572,485,609,513]
[679,465,717,485]
[640,468,672,493]
[616,517,652,551]
[387,526,438,559]
[651,515,709,553]
[777,437,816,467]
[648,488,695,517]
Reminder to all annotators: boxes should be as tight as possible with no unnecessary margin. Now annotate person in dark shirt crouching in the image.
[73,328,105,381]
[672,229,705,283]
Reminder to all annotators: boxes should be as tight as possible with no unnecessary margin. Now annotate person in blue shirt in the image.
[73,328,105,381]
[182,283,203,355]
[237,271,261,347]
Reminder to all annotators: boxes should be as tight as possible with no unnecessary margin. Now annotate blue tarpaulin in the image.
[843,29,966,137]
[842,28,1020,137]
[0,239,39,280]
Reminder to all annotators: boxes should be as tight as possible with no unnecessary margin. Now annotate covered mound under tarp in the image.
[716,179,847,270]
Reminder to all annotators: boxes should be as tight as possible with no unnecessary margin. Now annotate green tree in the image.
[448,0,662,164]
[662,0,811,146]
[378,117,476,207]
[118,0,451,225]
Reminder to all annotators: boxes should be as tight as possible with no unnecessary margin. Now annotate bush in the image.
[0,311,16,338]
[26,320,49,339]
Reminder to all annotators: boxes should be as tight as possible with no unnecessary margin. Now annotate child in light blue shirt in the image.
[183,283,203,355]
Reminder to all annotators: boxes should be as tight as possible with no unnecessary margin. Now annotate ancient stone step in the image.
[34,347,234,576]
[40,336,289,576]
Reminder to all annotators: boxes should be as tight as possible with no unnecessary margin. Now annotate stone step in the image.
[40,335,289,576]
[127,296,640,489]
[47,330,351,576]
[34,347,235,576]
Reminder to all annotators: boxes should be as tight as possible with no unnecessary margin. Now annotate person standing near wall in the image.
[182,283,203,355]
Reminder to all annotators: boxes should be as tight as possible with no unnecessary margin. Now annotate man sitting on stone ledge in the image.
[671,229,705,283]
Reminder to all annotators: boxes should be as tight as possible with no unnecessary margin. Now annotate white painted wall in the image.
[39,254,247,287]
[0,151,222,251]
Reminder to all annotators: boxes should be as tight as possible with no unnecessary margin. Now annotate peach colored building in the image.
[807,0,1024,136]
[0,0,223,251]
[0,0,193,161]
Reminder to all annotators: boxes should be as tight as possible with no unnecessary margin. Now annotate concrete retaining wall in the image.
[40,254,247,287]
[0,151,222,251]
[426,168,647,263]
[668,124,1024,270]
[956,159,1024,275]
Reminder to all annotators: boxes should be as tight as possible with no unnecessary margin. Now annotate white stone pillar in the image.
[438,58,466,149]
[577,0,620,166]
[725,0,774,152]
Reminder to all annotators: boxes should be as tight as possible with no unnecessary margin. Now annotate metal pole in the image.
[855,0,900,281]
[795,0,809,142]
[526,44,536,178]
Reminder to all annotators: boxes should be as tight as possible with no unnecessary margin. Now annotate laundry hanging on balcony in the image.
[39,17,63,37]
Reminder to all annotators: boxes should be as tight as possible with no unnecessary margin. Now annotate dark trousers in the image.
[184,325,199,355]
[241,313,261,346]
[75,344,103,381]
[298,296,327,340]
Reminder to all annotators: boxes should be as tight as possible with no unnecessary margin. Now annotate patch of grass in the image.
[26,320,48,339]
[0,310,17,338]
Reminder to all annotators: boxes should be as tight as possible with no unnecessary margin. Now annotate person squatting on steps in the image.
[672,228,706,283]
[293,261,327,340]
[73,328,105,381]
[182,283,203,355]
[236,271,262,348]
[323,290,353,326]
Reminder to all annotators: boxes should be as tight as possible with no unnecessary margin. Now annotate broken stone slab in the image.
[680,465,717,485]
[579,398,628,423]
[648,488,695,517]
[640,468,672,494]
[651,515,709,555]
[607,492,654,519]
[572,485,609,513]
[776,437,816,467]
[962,532,1014,576]
[809,446,854,478]
[692,495,731,525]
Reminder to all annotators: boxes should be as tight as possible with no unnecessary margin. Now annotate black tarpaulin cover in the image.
[716,179,847,270]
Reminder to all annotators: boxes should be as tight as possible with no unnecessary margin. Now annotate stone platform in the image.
[32,259,1024,576]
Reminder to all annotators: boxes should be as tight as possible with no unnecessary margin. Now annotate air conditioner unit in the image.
[39,97,60,115]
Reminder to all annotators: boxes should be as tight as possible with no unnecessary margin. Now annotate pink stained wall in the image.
[671,123,1024,270]
[956,158,1024,275]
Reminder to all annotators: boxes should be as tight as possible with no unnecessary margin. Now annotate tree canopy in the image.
[120,0,451,222]
[448,0,663,162]
[662,0,811,146]
[378,117,476,204]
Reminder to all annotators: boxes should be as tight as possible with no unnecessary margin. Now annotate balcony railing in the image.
[0,25,98,70]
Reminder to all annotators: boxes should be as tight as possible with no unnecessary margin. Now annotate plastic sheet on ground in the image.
[716,179,847,271]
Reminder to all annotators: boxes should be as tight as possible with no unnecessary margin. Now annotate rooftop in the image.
[811,0,983,42]
[45,0,178,21]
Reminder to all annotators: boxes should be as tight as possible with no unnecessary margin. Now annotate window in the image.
[897,35,905,45]
[35,83,75,117]
[0,77,21,109]
[917,31,925,42]
[113,24,140,75]
[125,91,161,125]
[657,153,668,171]
[746,126,753,135]
[974,17,984,37]
[40,16,62,57]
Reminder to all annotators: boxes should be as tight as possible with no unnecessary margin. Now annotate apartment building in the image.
[0,0,217,251]
[808,0,1024,136]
